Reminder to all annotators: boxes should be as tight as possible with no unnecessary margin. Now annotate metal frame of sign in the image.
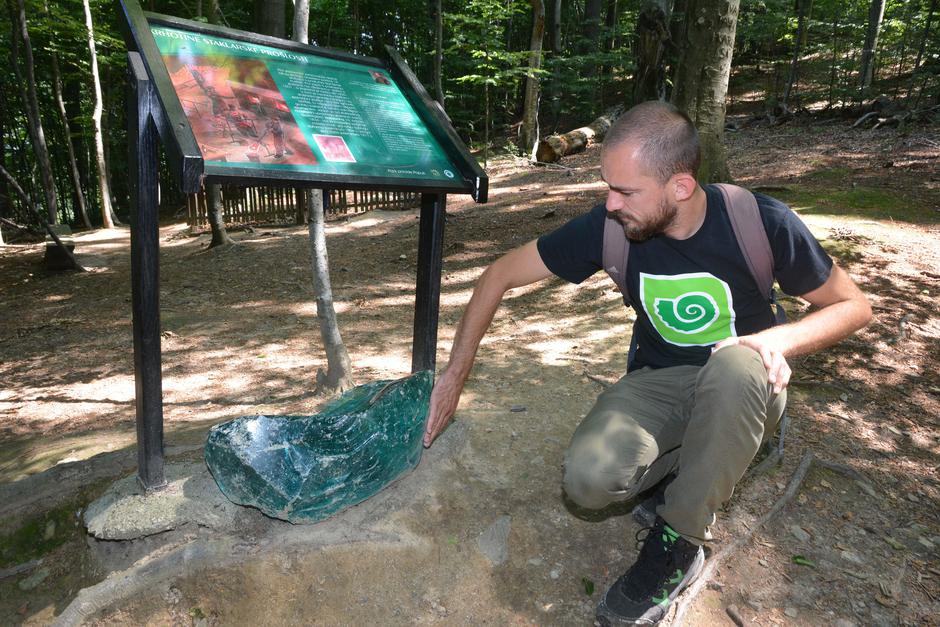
[118,2,487,200]
[117,0,487,491]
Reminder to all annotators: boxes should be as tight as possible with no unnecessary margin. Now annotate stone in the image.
[840,549,865,565]
[205,371,432,524]
[478,515,511,566]
[17,567,50,591]
[790,525,811,542]
[784,606,799,618]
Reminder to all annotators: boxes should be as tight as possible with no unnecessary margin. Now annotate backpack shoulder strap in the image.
[713,183,774,302]
[602,215,631,304]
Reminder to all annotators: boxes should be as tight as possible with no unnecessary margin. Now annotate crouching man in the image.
[423,101,871,625]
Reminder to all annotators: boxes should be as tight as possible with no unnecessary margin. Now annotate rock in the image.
[527,556,545,566]
[510,405,527,413]
[790,525,811,542]
[840,550,865,565]
[855,480,877,497]
[758,559,769,567]
[549,568,561,579]
[917,536,935,550]
[205,371,432,524]
[478,515,511,566]
[784,606,799,618]
[906,493,920,503]
[43,520,56,541]
[17,567,50,591]
[834,619,858,627]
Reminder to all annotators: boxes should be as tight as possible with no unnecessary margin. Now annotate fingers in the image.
[766,350,790,394]
[423,385,457,448]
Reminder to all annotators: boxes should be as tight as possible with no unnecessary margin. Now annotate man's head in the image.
[600,102,701,241]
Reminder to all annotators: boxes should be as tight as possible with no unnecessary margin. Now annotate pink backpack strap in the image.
[714,183,774,301]
[602,215,631,304]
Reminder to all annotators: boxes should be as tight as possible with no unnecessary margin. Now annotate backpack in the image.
[601,183,787,369]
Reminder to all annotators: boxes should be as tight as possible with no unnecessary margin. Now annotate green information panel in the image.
[151,25,463,184]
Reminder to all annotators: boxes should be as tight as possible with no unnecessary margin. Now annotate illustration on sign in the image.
[151,25,462,183]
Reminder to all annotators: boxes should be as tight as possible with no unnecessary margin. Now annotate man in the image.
[422,101,871,625]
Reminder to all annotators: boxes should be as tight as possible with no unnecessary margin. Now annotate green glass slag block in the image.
[205,370,432,523]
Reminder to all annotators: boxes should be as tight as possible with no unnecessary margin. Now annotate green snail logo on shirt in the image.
[639,272,737,346]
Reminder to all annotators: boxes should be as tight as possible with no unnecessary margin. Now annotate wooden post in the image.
[127,52,166,491]
[412,192,446,373]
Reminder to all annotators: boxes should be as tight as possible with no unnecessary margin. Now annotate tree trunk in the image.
[519,0,546,157]
[10,0,58,224]
[907,0,937,98]
[782,0,811,108]
[535,105,624,162]
[430,0,444,105]
[294,0,353,393]
[292,0,310,225]
[307,189,353,394]
[602,0,619,80]
[858,0,886,92]
[828,9,840,108]
[670,0,740,183]
[632,0,674,104]
[82,0,114,228]
[206,185,233,247]
[549,0,563,131]
[254,0,285,38]
[582,0,604,49]
[200,0,234,243]
[50,52,92,230]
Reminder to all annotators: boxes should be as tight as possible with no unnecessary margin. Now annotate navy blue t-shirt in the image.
[536,185,833,370]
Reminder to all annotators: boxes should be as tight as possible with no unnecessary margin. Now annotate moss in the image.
[0,504,79,568]
[774,176,938,225]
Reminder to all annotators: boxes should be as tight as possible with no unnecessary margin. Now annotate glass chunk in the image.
[205,370,432,523]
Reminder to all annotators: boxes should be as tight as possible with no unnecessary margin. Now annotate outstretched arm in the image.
[715,263,872,393]
[423,240,554,447]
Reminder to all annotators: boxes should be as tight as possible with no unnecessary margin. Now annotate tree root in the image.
[669,451,815,626]
[669,451,881,625]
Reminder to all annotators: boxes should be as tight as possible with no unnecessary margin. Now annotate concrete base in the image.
[83,462,244,540]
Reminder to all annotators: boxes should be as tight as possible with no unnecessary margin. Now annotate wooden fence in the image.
[186,185,421,228]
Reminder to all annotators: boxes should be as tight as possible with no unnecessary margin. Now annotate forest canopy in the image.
[0,0,937,233]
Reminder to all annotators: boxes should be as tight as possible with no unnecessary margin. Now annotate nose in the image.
[606,189,625,213]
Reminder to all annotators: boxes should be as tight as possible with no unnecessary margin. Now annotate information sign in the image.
[151,25,463,185]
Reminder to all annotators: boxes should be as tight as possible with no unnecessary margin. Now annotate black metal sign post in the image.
[412,193,446,373]
[128,52,167,490]
[118,0,486,492]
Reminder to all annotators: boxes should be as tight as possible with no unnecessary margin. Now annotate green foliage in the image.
[0,0,936,232]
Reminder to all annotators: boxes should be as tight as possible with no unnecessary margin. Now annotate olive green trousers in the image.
[562,344,786,544]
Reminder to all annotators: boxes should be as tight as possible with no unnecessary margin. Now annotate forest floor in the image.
[0,119,938,626]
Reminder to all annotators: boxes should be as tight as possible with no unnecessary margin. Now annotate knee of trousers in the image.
[700,344,769,395]
[562,441,645,510]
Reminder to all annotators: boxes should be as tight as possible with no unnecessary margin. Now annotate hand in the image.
[713,334,791,394]
[423,369,464,447]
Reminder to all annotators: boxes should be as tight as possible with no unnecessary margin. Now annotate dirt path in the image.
[0,122,938,625]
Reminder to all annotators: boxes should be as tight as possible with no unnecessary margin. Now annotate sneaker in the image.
[596,517,705,626]
[631,473,676,527]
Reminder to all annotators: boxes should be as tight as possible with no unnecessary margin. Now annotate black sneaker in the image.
[631,473,676,527]
[596,517,705,626]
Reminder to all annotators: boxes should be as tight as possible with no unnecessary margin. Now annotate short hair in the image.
[604,101,701,183]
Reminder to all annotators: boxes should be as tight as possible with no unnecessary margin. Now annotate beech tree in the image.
[670,0,741,183]
[858,0,886,92]
[83,0,113,228]
[10,0,57,223]
[519,0,545,156]
[295,0,354,394]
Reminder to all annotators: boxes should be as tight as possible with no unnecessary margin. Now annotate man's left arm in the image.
[715,263,872,393]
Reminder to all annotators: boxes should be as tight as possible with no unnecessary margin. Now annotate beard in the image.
[616,198,679,242]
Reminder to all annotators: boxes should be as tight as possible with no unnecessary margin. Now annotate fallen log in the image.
[535,105,624,163]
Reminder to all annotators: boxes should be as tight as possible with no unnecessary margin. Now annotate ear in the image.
[671,173,697,202]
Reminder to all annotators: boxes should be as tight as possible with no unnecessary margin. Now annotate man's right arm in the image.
[423,239,553,447]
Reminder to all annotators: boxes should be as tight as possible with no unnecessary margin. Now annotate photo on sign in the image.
[162,54,318,166]
[313,135,357,163]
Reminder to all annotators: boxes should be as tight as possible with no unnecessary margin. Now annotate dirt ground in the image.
[0,120,938,626]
